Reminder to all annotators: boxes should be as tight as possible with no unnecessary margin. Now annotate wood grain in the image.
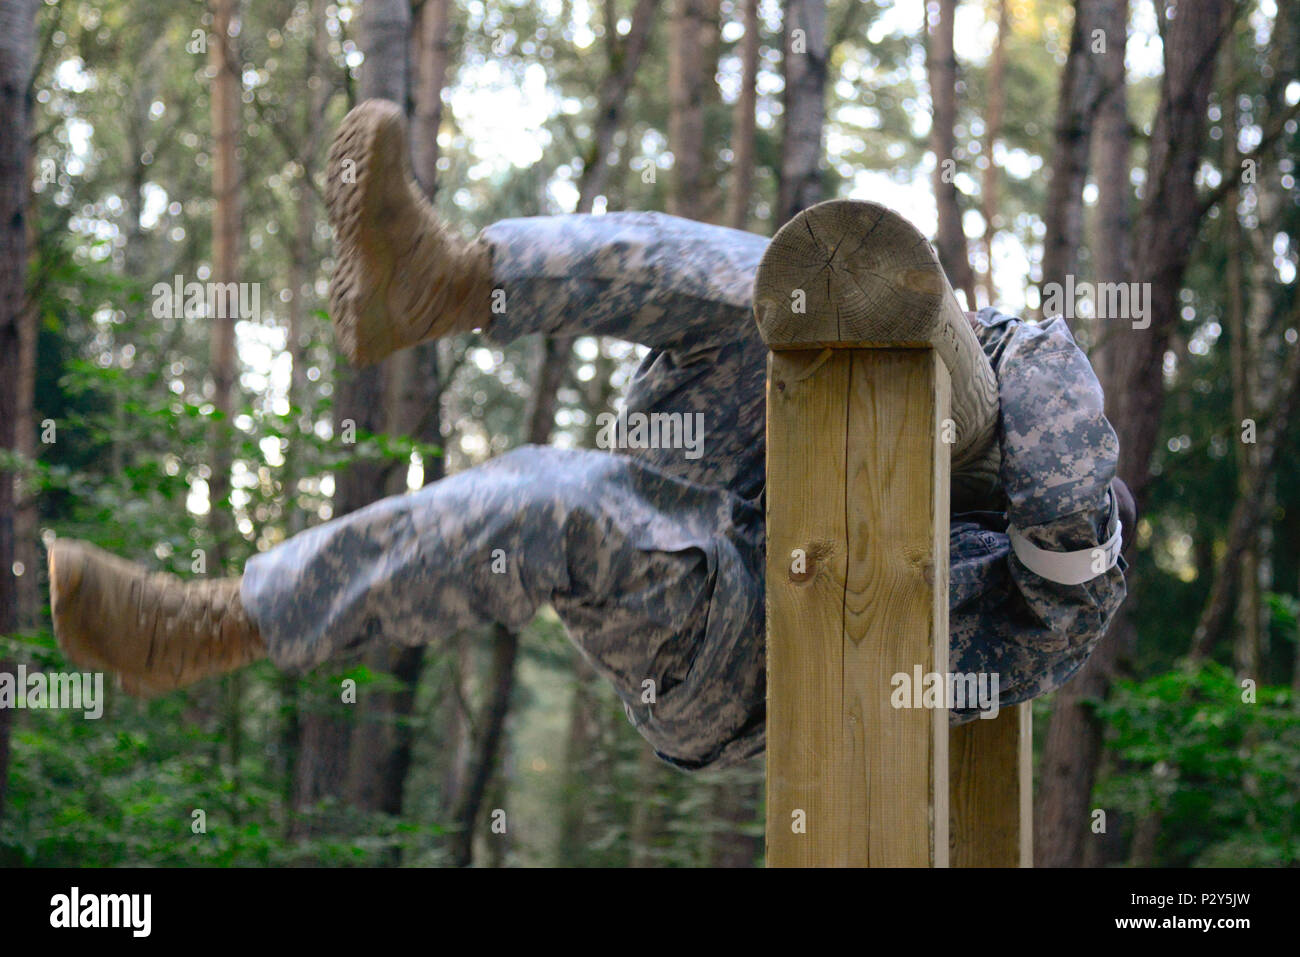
[765,348,951,866]
[751,200,998,479]
[950,703,1033,867]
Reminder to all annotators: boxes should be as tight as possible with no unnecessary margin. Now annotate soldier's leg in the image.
[327,99,770,368]
[482,211,772,499]
[326,100,772,497]
[240,444,766,769]
[481,211,768,355]
[51,444,766,768]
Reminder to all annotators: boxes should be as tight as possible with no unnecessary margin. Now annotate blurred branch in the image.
[248,94,328,207]
[831,0,872,50]
[27,0,65,104]
[1190,296,1300,660]
[1197,99,1300,221]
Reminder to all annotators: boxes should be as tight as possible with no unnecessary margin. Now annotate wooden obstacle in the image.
[754,200,1032,868]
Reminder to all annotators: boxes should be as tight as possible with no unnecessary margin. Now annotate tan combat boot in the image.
[48,539,266,698]
[325,98,495,367]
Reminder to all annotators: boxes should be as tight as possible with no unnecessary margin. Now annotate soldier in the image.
[49,100,1132,771]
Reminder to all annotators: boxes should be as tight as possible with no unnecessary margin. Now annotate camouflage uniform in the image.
[241,211,1127,771]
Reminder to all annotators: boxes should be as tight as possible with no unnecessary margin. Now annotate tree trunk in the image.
[1039,0,1106,314]
[1191,324,1300,660]
[289,694,355,839]
[698,0,724,220]
[332,0,410,526]
[209,0,245,796]
[556,343,619,865]
[667,0,708,218]
[442,0,655,862]
[726,0,760,231]
[284,0,330,539]
[1108,0,1231,502]
[208,0,240,569]
[1090,0,1130,382]
[777,0,826,226]
[446,622,519,867]
[978,0,1008,308]
[707,764,762,866]
[578,0,659,213]
[1035,622,1125,867]
[411,0,451,200]
[556,658,598,864]
[278,0,330,816]
[0,0,36,826]
[341,0,445,829]
[14,155,38,631]
[446,333,570,865]
[333,0,412,524]
[1036,0,1232,867]
[1293,567,1300,705]
[628,746,661,866]
[926,0,974,306]
[295,0,413,834]
[1238,31,1290,667]
[1222,40,1261,678]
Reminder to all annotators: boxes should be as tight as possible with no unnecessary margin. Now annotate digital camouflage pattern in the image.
[241,211,1127,771]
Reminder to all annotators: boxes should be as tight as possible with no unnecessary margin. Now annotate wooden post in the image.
[754,200,1031,867]
[950,705,1033,867]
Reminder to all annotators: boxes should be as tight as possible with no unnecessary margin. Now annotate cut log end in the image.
[753,199,1002,478]
[753,199,946,349]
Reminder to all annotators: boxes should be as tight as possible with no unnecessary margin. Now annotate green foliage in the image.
[1096,664,1300,867]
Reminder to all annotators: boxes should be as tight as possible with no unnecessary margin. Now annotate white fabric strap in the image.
[1007,488,1123,586]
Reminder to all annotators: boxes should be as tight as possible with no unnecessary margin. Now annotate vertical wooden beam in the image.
[764,347,951,866]
[755,199,1029,869]
[950,703,1033,867]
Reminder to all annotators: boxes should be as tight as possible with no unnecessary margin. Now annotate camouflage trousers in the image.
[241,211,1127,771]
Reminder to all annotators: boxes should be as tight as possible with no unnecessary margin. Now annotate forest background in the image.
[0,0,1297,867]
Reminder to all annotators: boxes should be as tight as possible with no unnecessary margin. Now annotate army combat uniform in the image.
[240,211,1128,771]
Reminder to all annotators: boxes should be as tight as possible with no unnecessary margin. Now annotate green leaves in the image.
[1096,663,1300,866]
